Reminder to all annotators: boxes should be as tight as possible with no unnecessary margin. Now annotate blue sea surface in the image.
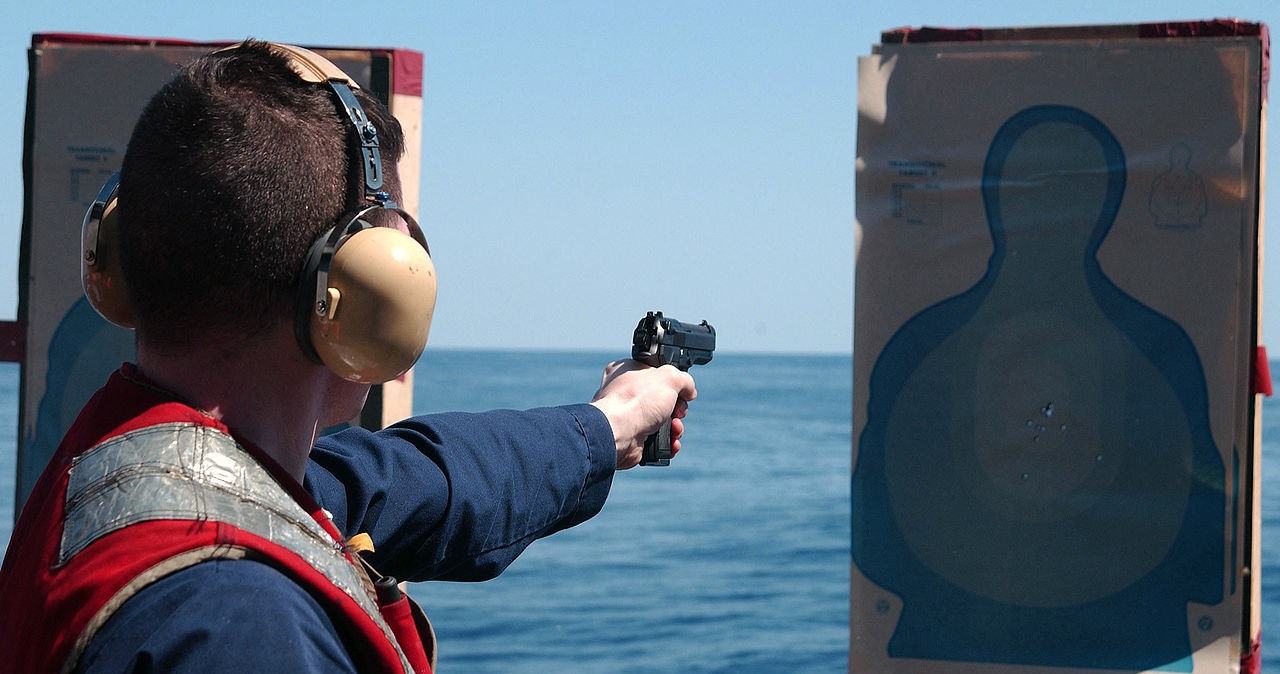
[411,351,851,673]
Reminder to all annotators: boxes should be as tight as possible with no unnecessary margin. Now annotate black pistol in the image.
[631,311,716,466]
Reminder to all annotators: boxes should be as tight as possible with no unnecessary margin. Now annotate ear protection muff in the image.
[295,205,437,384]
[263,43,438,384]
[80,42,437,384]
[81,172,133,328]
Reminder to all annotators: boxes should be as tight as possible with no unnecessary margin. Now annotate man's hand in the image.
[590,360,697,470]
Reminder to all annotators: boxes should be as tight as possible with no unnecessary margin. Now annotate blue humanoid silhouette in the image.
[853,105,1224,670]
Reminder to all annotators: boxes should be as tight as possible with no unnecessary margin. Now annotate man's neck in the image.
[134,325,328,484]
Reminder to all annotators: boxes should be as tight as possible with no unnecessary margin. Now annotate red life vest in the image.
[0,366,434,673]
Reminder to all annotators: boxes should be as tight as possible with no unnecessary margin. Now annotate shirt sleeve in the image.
[75,560,357,674]
[305,404,616,582]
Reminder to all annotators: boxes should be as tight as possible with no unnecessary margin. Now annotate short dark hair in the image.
[118,39,405,350]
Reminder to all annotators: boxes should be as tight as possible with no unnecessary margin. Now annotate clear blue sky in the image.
[0,1,1275,355]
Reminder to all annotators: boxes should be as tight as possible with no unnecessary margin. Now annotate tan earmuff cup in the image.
[82,196,134,328]
[310,227,437,384]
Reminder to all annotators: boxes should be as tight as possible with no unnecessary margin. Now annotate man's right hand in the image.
[589,360,697,469]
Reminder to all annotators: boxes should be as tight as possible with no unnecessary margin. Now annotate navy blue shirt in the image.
[74,405,616,673]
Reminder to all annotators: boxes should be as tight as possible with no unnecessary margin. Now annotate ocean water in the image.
[410,351,851,673]
[4,353,1279,672]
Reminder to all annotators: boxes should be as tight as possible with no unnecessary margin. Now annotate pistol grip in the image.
[640,419,672,467]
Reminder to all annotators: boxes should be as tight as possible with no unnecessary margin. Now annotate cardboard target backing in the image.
[852,21,1267,674]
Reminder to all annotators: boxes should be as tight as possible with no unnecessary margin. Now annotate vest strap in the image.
[60,545,251,674]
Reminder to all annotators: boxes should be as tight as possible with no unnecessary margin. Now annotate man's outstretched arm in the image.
[308,403,615,582]
[307,362,697,583]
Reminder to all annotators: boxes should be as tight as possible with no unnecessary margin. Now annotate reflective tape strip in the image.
[61,422,412,672]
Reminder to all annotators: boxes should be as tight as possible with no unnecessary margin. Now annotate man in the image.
[0,41,696,673]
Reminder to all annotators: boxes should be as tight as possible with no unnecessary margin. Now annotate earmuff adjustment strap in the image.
[326,80,384,193]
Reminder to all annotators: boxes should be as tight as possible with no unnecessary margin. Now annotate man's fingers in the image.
[659,365,698,402]
[594,358,699,468]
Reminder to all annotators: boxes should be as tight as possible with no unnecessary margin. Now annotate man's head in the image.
[117,39,405,353]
